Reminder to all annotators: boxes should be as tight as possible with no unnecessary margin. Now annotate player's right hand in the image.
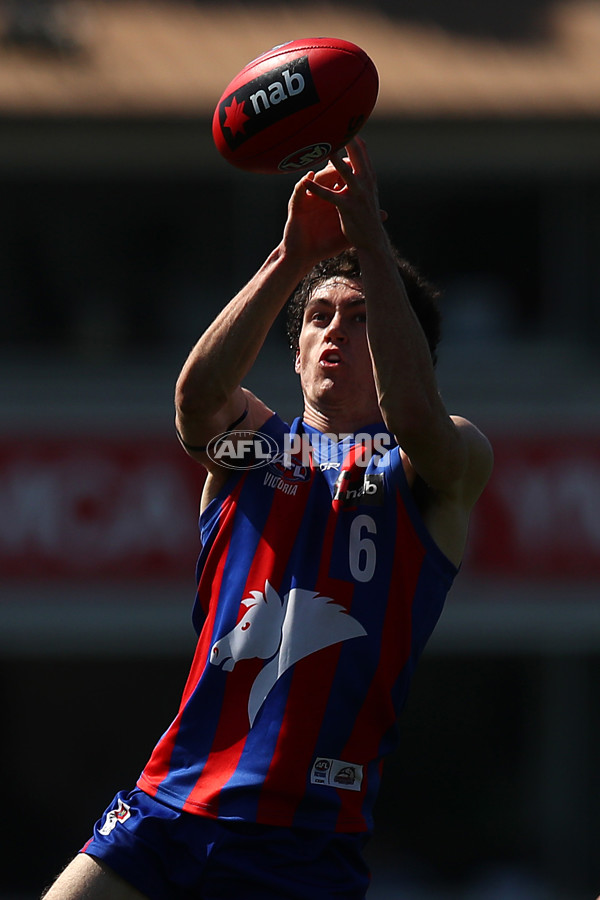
[281,161,353,269]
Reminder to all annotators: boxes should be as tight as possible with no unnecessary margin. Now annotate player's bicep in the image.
[176,388,274,471]
[176,384,246,456]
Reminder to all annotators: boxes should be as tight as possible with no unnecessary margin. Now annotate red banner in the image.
[1,432,599,581]
[0,436,205,580]
[466,432,600,579]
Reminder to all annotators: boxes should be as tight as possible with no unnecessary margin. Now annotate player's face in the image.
[295,278,380,425]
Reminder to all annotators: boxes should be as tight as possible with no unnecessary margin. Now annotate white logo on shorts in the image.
[98,799,131,835]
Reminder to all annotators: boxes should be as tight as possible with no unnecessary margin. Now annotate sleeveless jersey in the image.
[138,414,457,833]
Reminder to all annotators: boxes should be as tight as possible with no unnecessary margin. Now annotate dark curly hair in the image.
[286,247,442,367]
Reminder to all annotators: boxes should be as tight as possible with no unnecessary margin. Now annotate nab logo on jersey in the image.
[210,580,367,726]
[334,472,385,507]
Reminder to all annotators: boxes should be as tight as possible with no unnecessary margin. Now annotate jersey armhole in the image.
[198,412,287,541]
[382,448,459,578]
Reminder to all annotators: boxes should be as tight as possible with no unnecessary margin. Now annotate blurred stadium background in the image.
[1,1,600,898]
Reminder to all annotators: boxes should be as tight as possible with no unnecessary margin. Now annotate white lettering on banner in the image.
[0,455,195,570]
[0,462,57,550]
[495,459,600,551]
[3,435,600,579]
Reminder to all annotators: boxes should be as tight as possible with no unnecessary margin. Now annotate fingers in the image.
[290,169,321,205]
[346,137,376,182]
[329,149,353,179]
[304,160,348,203]
[311,160,343,189]
[294,137,369,187]
[303,176,338,204]
[293,138,376,210]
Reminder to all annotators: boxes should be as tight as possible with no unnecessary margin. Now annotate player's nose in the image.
[324,312,348,342]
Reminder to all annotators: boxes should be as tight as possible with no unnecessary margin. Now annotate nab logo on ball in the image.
[218,58,319,151]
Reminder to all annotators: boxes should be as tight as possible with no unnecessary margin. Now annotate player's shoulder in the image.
[398,417,492,566]
[399,415,492,509]
[450,416,493,470]
[449,415,494,508]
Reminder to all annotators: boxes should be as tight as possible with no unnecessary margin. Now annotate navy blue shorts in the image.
[82,788,371,900]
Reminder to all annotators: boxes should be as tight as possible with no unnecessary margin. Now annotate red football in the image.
[212,37,379,175]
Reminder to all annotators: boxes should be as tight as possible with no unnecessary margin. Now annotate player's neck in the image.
[302,404,381,438]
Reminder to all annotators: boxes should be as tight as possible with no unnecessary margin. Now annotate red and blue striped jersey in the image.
[137,415,457,833]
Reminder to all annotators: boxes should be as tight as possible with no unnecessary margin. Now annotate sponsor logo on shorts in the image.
[311,757,363,792]
[98,798,131,835]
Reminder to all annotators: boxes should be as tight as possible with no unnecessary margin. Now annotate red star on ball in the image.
[223,96,250,136]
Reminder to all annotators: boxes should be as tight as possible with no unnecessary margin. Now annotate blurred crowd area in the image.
[0,171,543,360]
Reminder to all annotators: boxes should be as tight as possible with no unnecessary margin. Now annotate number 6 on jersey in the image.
[349,514,377,582]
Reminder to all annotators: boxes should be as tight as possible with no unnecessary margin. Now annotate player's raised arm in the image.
[303,138,493,509]
[174,162,356,466]
[174,247,296,465]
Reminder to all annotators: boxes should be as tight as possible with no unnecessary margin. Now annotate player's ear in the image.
[294,349,301,374]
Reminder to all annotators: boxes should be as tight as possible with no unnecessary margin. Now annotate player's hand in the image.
[303,137,388,253]
[281,159,353,267]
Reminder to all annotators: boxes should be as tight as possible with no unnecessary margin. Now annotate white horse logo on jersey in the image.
[210,580,367,726]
